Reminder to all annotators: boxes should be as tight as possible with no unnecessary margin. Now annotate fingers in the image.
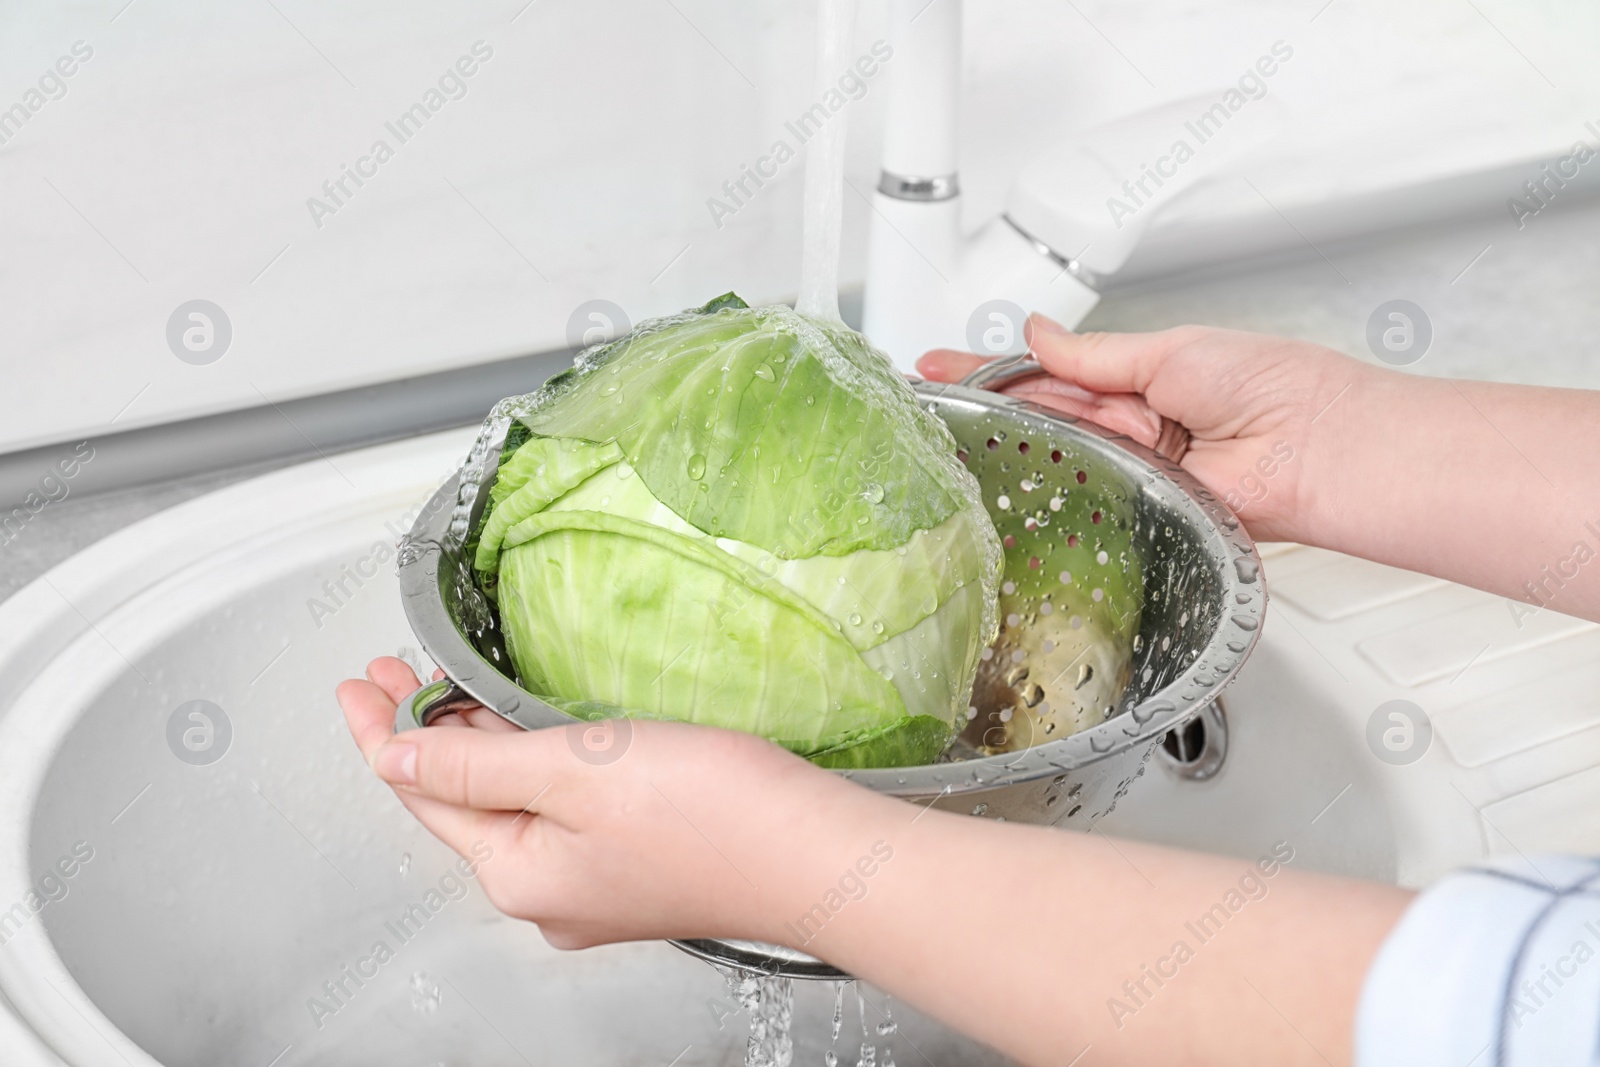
[366,656,422,704]
[337,678,404,761]
[370,724,570,814]
[1006,380,1164,448]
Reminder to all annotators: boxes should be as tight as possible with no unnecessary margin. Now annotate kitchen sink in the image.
[0,417,1594,1063]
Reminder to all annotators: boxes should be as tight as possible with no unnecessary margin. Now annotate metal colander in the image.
[395,361,1264,980]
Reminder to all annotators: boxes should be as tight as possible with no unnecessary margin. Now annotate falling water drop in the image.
[409,972,441,1015]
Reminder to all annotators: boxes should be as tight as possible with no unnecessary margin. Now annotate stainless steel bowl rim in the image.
[396,379,1264,797]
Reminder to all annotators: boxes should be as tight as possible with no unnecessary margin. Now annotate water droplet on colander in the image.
[753,363,775,381]
[1234,592,1251,605]
[971,803,989,815]
[864,483,885,504]
[687,454,707,480]
[1131,700,1171,724]
[1227,639,1247,653]
[1089,734,1113,753]
[1132,634,1144,652]
[1234,557,1260,583]
[1024,685,1045,708]
[399,852,411,875]
[1230,614,1259,631]
[1075,664,1094,690]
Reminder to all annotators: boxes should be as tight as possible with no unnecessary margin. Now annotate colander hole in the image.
[1018,441,1030,454]
[1050,450,1063,463]
[1029,556,1041,569]
[1091,510,1103,524]
[1076,470,1087,484]
[986,437,999,450]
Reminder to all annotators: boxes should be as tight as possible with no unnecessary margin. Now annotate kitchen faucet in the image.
[862,0,1283,370]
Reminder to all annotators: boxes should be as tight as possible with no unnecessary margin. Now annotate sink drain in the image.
[1159,699,1228,780]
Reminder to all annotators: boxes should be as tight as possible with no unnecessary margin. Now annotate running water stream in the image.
[794,0,859,324]
[683,0,879,1061]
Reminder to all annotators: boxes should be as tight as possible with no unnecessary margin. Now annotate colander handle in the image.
[394,678,483,733]
[956,353,1047,392]
[955,354,1191,463]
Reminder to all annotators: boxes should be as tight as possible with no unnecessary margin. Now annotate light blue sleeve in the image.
[1357,855,1600,1066]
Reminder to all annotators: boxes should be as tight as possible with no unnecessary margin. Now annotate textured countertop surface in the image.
[4,191,1596,603]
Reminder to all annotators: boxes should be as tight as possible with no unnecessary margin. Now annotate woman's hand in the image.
[336,656,886,950]
[919,316,1367,543]
[924,316,1600,619]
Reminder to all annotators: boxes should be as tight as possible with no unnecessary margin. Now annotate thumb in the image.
[1026,315,1183,398]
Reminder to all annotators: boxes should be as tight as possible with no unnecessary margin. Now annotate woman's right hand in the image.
[918,316,1372,544]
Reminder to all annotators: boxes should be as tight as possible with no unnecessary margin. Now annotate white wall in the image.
[1,0,1594,453]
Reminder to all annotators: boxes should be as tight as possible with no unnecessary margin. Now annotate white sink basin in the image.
[0,428,1594,1063]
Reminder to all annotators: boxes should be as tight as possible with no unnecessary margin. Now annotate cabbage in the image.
[467,294,1002,768]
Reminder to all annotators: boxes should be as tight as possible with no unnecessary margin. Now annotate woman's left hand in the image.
[336,656,880,950]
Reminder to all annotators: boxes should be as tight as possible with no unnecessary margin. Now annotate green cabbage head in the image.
[467,294,1002,768]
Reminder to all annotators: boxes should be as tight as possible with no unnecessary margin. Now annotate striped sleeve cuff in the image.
[1357,854,1600,1067]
